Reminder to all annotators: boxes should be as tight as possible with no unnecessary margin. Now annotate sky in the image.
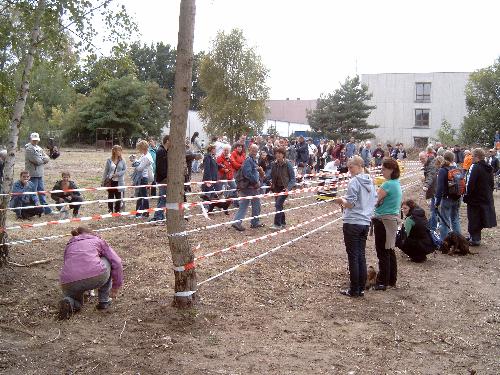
[118,0,500,100]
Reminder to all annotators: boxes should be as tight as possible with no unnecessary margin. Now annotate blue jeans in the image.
[274,195,287,226]
[343,223,369,294]
[439,198,461,241]
[225,180,239,207]
[135,177,149,217]
[61,258,112,310]
[29,176,52,214]
[428,196,437,231]
[153,185,167,220]
[234,190,261,227]
[192,159,200,173]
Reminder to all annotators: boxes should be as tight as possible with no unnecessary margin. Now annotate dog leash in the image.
[435,208,452,231]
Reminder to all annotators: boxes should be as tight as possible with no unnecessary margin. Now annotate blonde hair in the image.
[347,155,364,168]
[136,140,149,153]
[111,145,122,160]
[434,155,445,168]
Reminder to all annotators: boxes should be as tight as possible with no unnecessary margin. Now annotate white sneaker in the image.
[271,224,282,230]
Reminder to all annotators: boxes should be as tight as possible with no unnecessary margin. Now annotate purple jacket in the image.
[60,234,123,288]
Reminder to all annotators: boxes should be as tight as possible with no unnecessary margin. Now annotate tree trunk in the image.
[166,0,197,307]
[0,0,45,267]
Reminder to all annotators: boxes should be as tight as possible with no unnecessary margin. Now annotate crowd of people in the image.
[2,130,497,315]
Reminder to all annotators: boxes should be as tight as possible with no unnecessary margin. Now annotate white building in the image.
[162,110,210,144]
[361,72,470,147]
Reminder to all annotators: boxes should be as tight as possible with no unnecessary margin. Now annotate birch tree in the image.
[0,0,136,266]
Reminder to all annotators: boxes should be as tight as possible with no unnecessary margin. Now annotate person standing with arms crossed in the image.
[24,132,51,215]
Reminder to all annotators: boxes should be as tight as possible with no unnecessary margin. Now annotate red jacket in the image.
[217,153,234,179]
[230,150,246,171]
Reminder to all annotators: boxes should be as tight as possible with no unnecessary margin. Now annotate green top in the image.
[374,178,402,216]
[404,217,415,235]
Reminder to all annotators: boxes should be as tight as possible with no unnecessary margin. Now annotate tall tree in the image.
[199,28,269,142]
[0,0,136,267]
[307,76,377,141]
[166,0,197,308]
[63,75,169,144]
[460,57,500,146]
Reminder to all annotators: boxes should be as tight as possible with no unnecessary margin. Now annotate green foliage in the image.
[307,76,377,141]
[64,75,169,144]
[75,46,138,95]
[199,29,269,141]
[460,57,500,146]
[128,42,205,110]
[436,119,457,146]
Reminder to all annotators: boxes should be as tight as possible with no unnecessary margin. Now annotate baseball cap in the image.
[30,132,40,141]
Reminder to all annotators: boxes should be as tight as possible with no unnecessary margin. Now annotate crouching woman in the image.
[332,156,377,297]
[58,226,123,320]
[399,199,435,262]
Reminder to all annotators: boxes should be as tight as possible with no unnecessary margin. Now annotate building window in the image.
[414,137,429,148]
[415,82,431,102]
[415,109,430,127]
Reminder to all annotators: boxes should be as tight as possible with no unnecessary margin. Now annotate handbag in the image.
[395,225,407,249]
[103,159,119,187]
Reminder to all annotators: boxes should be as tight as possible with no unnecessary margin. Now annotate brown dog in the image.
[440,232,471,256]
[365,266,377,289]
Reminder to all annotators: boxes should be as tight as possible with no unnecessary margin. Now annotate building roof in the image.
[266,99,317,125]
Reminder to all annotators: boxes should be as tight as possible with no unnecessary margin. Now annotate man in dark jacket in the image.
[295,136,309,176]
[232,144,264,231]
[267,147,296,229]
[419,151,437,231]
[152,135,169,221]
[486,149,499,174]
[463,148,497,246]
[453,145,465,166]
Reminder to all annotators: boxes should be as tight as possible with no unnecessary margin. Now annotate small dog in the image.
[200,193,231,215]
[365,266,377,289]
[440,232,471,256]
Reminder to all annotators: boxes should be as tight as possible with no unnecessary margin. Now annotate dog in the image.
[200,193,231,215]
[440,232,471,256]
[365,266,377,289]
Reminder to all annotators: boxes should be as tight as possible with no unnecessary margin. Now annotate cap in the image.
[30,132,40,141]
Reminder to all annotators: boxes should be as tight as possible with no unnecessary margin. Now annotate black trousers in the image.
[107,181,122,213]
[373,218,397,286]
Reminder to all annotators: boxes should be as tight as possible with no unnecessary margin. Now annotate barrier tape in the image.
[2,171,421,234]
[1,176,419,245]
[0,165,385,197]
[198,216,344,286]
[197,178,420,286]
[173,261,196,272]
[4,191,324,246]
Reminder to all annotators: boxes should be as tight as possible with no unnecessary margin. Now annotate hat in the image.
[30,132,40,141]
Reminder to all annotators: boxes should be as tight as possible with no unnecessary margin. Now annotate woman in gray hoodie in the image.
[333,156,377,297]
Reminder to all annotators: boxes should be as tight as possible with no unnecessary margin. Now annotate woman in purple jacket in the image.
[58,226,123,320]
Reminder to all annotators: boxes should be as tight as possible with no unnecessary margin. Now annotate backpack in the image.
[447,167,466,199]
[234,167,249,190]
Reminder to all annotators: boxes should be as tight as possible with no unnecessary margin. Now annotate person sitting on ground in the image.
[399,199,435,262]
[51,171,83,218]
[58,226,123,320]
[9,170,44,220]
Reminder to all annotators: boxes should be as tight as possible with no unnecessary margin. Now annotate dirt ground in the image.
[0,148,499,374]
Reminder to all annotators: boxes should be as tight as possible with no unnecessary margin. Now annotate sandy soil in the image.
[0,148,498,374]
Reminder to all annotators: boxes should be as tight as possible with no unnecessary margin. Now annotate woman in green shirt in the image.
[372,158,402,290]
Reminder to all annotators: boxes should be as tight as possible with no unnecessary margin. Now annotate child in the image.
[129,154,141,197]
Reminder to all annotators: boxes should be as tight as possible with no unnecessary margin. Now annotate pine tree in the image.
[307,76,377,141]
